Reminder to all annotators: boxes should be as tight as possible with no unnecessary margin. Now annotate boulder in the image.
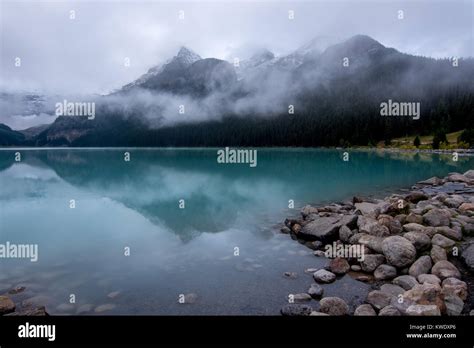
[405,191,429,203]
[405,213,424,224]
[374,264,397,280]
[378,305,401,316]
[313,269,336,283]
[338,225,354,243]
[366,290,392,310]
[357,216,390,237]
[444,295,464,316]
[431,260,461,280]
[403,223,426,232]
[319,297,349,316]
[461,243,474,271]
[423,208,451,227]
[431,234,456,249]
[380,284,405,296]
[403,283,445,312]
[301,205,319,218]
[430,245,447,264]
[381,236,417,268]
[300,215,357,241]
[406,304,441,316]
[417,274,441,285]
[307,283,324,299]
[408,256,432,278]
[329,257,350,275]
[360,254,385,272]
[434,226,462,241]
[358,234,384,253]
[463,169,474,179]
[403,232,431,251]
[393,275,419,290]
[417,177,443,186]
[441,278,468,301]
[354,304,376,316]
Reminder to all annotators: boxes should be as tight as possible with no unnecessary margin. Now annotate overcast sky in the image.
[1,0,472,95]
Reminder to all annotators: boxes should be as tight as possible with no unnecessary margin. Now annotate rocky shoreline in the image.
[281,170,474,316]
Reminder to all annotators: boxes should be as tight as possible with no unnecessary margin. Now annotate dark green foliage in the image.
[414,135,420,147]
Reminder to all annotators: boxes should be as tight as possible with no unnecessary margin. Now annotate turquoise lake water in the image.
[0,148,473,314]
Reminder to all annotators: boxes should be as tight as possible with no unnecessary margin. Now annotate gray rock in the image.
[313,269,336,283]
[434,226,462,241]
[329,257,350,275]
[301,205,319,218]
[403,223,426,232]
[405,213,424,224]
[406,304,441,316]
[357,216,390,237]
[354,304,376,316]
[310,311,329,316]
[430,245,447,264]
[379,305,401,316]
[281,304,312,316]
[431,260,461,280]
[355,202,383,218]
[382,236,417,268]
[338,225,354,243]
[292,293,312,302]
[431,234,456,249]
[351,265,361,271]
[463,169,474,179]
[393,275,419,290]
[405,191,429,203]
[408,255,432,278]
[358,234,384,253]
[319,297,349,316]
[423,208,451,227]
[374,264,397,280]
[307,283,324,299]
[417,274,441,285]
[380,284,405,296]
[461,243,474,271]
[417,177,443,186]
[280,226,291,234]
[442,278,468,301]
[5,306,48,316]
[444,295,464,316]
[403,232,431,251]
[300,215,357,242]
[366,290,392,310]
[360,254,385,272]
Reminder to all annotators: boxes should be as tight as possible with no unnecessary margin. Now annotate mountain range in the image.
[1,34,473,147]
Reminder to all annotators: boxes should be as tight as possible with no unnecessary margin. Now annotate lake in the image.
[0,148,473,315]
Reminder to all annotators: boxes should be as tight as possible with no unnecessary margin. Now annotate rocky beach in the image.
[281,170,474,316]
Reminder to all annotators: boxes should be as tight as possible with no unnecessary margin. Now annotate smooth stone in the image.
[307,283,324,299]
[434,226,462,241]
[329,257,350,275]
[405,213,423,225]
[310,311,329,316]
[76,304,94,314]
[351,265,361,271]
[378,305,401,316]
[403,232,431,251]
[393,275,418,290]
[338,225,354,243]
[374,264,397,280]
[313,269,336,283]
[417,274,441,285]
[444,295,464,316]
[430,245,447,264]
[292,293,312,302]
[354,304,376,316]
[431,260,461,280]
[403,283,445,312]
[459,203,474,211]
[360,254,385,272]
[408,255,432,278]
[319,297,349,316]
[423,209,451,227]
[461,244,474,271]
[380,284,405,296]
[403,223,426,232]
[366,290,392,310]
[406,304,441,316]
[381,236,417,268]
[431,234,456,249]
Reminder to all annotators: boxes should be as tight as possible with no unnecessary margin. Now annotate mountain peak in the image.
[344,35,385,50]
[176,46,201,64]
